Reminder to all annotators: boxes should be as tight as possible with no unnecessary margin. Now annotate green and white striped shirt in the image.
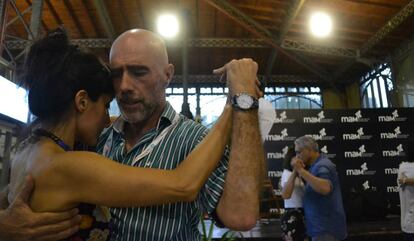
[96,102,229,241]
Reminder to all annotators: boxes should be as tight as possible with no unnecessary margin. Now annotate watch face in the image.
[237,94,254,109]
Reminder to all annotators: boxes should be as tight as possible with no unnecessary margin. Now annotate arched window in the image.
[360,63,393,108]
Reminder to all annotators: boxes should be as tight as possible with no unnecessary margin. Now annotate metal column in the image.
[0,0,9,61]
[29,0,44,40]
[180,9,193,119]
[0,131,12,189]
[195,87,201,122]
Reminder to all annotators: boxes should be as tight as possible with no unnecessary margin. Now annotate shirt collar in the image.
[112,101,177,134]
[310,153,323,168]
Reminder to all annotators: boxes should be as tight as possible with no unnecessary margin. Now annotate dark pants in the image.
[404,232,414,241]
[312,234,340,241]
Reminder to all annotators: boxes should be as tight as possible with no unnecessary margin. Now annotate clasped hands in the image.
[213,58,263,99]
[291,157,306,176]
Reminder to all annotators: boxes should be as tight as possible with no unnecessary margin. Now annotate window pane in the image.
[276,97,287,109]
[408,94,414,107]
[275,87,285,93]
[188,88,196,94]
[378,77,388,107]
[367,85,373,108]
[212,88,223,94]
[310,87,320,93]
[174,88,183,94]
[287,87,297,93]
[199,95,227,127]
[372,78,380,107]
[299,97,311,108]
[166,95,197,117]
[201,88,211,94]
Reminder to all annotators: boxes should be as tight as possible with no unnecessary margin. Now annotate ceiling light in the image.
[157,14,179,38]
[310,12,332,38]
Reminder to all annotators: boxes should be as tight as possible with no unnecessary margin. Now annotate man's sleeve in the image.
[198,146,229,215]
[188,127,229,215]
[315,165,333,190]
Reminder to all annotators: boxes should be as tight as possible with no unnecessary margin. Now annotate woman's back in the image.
[9,138,73,212]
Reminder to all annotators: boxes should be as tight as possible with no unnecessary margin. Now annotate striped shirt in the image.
[96,102,229,241]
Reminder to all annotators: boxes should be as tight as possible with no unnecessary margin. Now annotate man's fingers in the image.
[32,214,81,238]
[213,66,226,75]
[14,175,34,204]
[34,208,80,226]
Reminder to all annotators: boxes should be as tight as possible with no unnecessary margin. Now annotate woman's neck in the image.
[39,119,76,150]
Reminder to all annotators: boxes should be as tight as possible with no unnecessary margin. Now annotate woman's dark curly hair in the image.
[20,27,114,125]
[282,146,296,171]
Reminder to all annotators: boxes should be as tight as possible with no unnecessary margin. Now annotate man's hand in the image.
[0,176,81,241]
[291,157,305,174]
[213,58,261,97]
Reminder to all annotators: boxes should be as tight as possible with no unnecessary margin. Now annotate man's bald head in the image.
[109,29,174,124]
[110,29,169,66]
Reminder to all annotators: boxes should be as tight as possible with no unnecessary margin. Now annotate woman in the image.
[398,145,414,241]
[280,146,307,241]
[8,29,234,240]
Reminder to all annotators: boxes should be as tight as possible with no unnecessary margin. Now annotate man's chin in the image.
[121,113,147,124]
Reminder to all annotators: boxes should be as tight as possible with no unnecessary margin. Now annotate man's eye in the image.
[130,70,146,77]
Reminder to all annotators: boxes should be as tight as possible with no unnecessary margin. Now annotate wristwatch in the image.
[231,92,259,111]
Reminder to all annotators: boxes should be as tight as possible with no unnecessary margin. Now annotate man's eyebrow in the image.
[126,65,150,71]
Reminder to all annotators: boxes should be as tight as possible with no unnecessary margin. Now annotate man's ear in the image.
[163,63,174,88]
[74,90,89,113]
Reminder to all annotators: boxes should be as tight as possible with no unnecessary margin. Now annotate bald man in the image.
[94,29,264,240]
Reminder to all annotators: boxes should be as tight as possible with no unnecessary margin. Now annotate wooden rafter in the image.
[63,0,86,38]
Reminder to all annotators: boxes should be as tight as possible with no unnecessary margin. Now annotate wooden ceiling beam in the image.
[233,3,285,14]
[135,0,146,28]
[118,0,131,30]
[343,0,403,9]
[62,0,86,38]
[44,0,62,25]
[92,0,115,39]
[80,0,99,37]
[308,0,401,17]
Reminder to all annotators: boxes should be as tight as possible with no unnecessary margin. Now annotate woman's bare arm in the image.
[32,105,232,211]
[281,171,297,199]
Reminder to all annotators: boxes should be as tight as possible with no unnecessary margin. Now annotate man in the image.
[95,29,264,240]
[291,136,347,241]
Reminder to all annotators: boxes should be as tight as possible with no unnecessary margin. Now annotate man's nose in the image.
[118,71,134,92]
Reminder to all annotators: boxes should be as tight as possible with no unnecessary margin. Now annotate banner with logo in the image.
[265,108,414,214]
